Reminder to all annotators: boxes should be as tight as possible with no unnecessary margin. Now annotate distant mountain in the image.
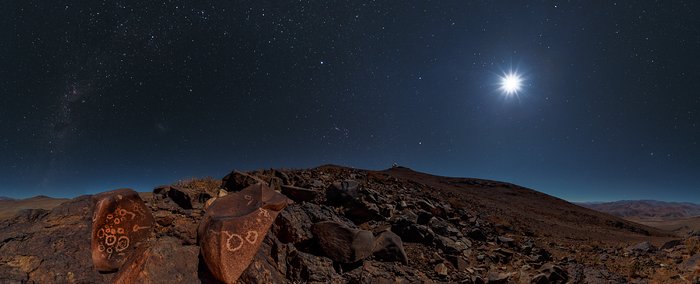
[578,200,700,220]
[0,196,15,201]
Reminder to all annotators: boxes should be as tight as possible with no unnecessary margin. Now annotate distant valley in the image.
[578,200,700,235]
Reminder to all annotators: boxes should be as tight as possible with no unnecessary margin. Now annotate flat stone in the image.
[281,185,323,203]
[91,188,154,273]
[198,184,292,283]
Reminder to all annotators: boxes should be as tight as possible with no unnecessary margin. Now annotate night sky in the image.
[1,1,699,202]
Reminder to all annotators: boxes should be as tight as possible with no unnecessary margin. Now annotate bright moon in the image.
[499,72,523,96]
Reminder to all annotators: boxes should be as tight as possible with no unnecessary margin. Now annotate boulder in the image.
[273,204,314,244]
[198,184,292,283]
[531,263,568,284]
[311,221,374,263]
[626,241,655,255]
[326,180,361,204]
[221,170,267,192]
[286,250,340,283]
[680,253,700,272]
[281,185,324,203]
[372,229,408,264]
[91,188,154,273]
[112,237,198,283]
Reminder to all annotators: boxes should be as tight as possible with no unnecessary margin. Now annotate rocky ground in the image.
[1,165,699,283]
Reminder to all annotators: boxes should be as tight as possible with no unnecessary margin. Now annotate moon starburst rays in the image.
[499,72,523,96]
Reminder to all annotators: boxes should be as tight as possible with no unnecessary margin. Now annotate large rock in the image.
[221,170,267,192]
[198,184,292,283]
[112,237,199,283]
[281,185,324,203]
[372,229,408,264]
[311,221,374,263]
[91,188,154,273]
[0,195,115,283]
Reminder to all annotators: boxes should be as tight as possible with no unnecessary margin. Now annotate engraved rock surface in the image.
[198,184,292,283]
[91,188,154,273]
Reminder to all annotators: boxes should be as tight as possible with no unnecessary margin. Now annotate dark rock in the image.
[468,228,487,241]
[281,185,323,203]
[680,253,700,272]
[237,232,289,284]
[487,271,510,283]
[392,218,435,244]
[345,200,385,224]
[626,241,655,255]
[287,250,340,283]
[311,221,374,263]
[534,263,568,284]
[221,170,266,192]
[198,184,292,283]
[435,235,467,255]
[273,204,314,245]
[660,239,683,250]
[113,237,199,283]
[91,188,154,273]
[445,254,469,271]
[416,210,433,225]
[372,229,408,264]
[327,180,360,204]
[496,236,515,247]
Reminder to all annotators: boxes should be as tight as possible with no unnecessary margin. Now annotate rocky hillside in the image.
[1,165,699,283]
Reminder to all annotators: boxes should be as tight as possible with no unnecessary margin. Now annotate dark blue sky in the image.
[1,1,698,202]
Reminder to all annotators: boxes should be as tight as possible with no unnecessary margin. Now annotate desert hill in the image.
[0,195,69,220]
[579,200,700,236]
[578,200,700,220]
[1,165,698,283]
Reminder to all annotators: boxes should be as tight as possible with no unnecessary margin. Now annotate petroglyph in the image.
[224,231,244,252]
[198,184,292,283]
[245,231,258,244]
[91,188,154,272]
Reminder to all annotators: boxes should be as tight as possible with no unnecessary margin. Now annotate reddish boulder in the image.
[198,184,292,283]
[112,237,199,284]
[91,188,154,273]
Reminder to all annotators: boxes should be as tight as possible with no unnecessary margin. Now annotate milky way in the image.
[1,1,699,202]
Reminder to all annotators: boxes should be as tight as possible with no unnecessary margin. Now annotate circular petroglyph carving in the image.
[224,232,244,252]
[245,231,258,244]
[105,235,117,246]
[115,236,130,252]
[98,244,105,252]
[97,228,105,238]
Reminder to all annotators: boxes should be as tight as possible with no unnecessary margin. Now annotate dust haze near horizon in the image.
[1,2,699,202]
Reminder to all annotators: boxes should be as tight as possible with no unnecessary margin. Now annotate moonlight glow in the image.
[499,72,523,96]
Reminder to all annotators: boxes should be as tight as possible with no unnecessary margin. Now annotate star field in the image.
[1,1,699,202]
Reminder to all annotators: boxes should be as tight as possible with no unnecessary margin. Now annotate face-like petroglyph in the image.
[245,231,258,244]
[244,194,253,206]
